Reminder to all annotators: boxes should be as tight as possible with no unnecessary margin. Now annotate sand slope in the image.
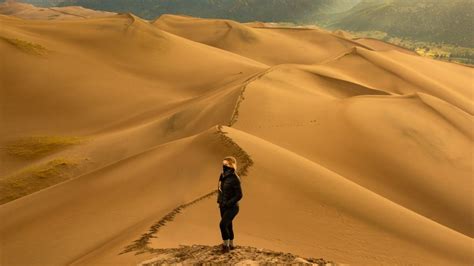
[228,54,473,236]
[142,126,472,265]
[0,3,473,265]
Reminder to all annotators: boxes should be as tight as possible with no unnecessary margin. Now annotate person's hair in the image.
[223,156,237,170]
[223,156,241,182]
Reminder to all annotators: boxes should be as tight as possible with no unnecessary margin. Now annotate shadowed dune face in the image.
[0,3,473,265]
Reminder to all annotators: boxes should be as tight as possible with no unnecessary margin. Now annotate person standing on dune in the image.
[217,156,243,253]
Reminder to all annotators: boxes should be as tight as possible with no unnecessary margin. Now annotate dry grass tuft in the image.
[0,35,49,55]
[0,157,83,204]
[3,135,87,159]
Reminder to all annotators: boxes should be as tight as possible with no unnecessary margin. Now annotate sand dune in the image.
[153,14,375,66]
[227,56,473,236]
[0,126,247,265]
[0,2,473,265]
[0,0,115,20]
[0,12,265,140]
[142,126,472,265]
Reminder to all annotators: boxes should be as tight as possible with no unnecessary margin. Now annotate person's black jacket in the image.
[217,169,243,208]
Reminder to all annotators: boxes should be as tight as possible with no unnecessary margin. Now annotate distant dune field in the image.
[0,1,473,265]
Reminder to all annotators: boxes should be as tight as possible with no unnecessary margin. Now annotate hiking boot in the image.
[221,244,230,253]
[229,244,235,250]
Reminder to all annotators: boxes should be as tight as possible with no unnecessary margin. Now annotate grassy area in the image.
[0,36,49,56]
[345,30,388,40]
[3,135,87,159]
[347,30,474,66]
[0,158,81,205]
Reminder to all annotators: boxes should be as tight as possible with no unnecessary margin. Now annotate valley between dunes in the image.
[0,2,473,265]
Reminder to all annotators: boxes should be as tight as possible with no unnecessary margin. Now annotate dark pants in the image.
[219,204,239,240]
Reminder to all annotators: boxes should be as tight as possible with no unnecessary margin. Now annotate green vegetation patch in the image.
[3,136,87,159]
[0,36,49,56]
[0,158,80,205]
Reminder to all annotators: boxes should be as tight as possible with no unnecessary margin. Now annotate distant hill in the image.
[0,0,115,19]
[55,0,360,22]
[324,0,474,47]
[13,0,63,7]
[12,0,474,47]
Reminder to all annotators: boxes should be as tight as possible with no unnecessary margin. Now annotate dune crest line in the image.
[119,124,254,255]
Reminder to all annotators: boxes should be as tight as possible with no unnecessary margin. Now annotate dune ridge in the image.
[0,0,115,19]
[0,3,473,265]
[229,61,473,237]
[118,124,254,256]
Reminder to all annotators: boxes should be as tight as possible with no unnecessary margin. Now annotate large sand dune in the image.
[0,2,473,265]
